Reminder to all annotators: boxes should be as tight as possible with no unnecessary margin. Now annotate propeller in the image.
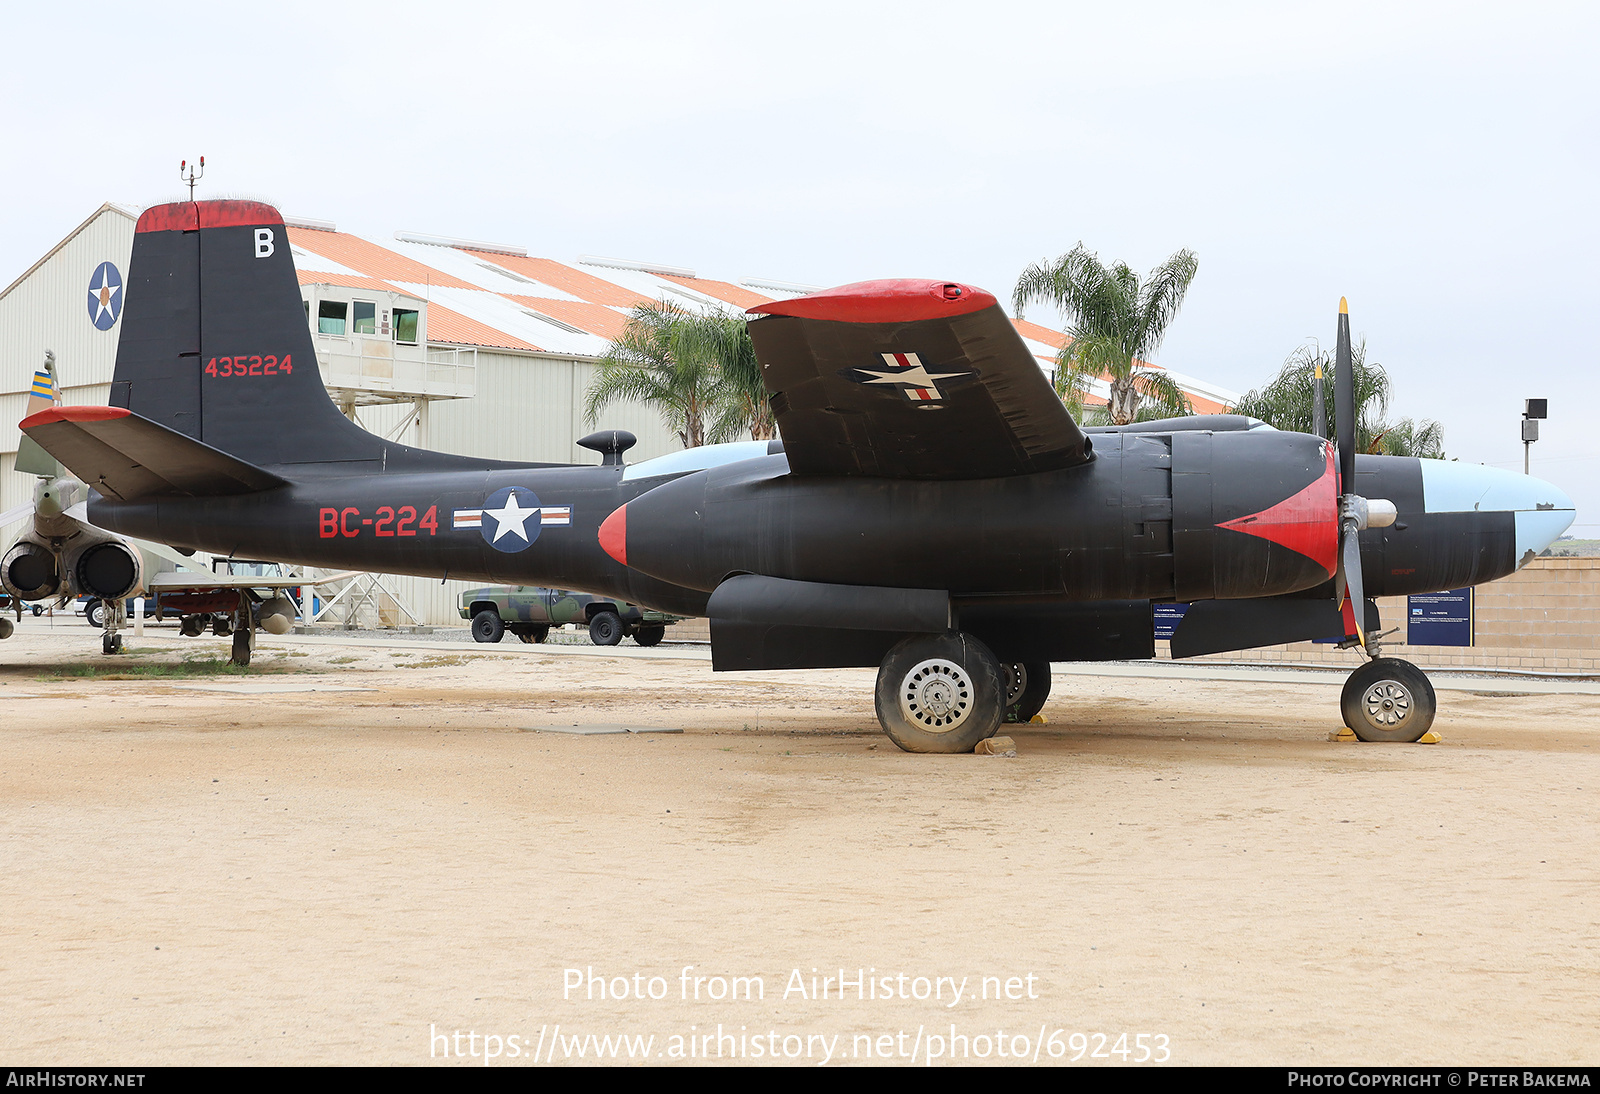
[1331,298,1396,648]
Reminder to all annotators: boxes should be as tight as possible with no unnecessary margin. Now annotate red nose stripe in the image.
[1215,444,1339,577]
[598,505,627,566]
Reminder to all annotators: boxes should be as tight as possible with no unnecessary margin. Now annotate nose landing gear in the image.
[1341,657,1437,742]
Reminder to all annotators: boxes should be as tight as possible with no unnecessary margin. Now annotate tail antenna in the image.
[179,157,205,200]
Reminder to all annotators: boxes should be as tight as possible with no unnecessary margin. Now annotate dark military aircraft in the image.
[18,200,1575,751]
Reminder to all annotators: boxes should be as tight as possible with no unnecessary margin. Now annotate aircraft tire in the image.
[102,632,122,655]
[231,630,251,667]
[1004,661,1052,724]
[589,611,624,646]
[874,632,1004,754]
[84,599,104,628]
[1341,657,1436,742]
[634,625,666,647]
[471,610,505,643]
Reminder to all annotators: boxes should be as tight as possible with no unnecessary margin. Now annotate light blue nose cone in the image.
[1419,460,1576,567]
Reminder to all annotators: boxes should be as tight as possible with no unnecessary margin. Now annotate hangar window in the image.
[393,308,419,345]
[317,300,348,335]
[352,301,376,335]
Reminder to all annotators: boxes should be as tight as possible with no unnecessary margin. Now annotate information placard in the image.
[1407,587,1474,647]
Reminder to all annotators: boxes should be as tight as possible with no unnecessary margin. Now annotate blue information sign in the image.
[1407,587,1474,647]
[1153,602,1188,641]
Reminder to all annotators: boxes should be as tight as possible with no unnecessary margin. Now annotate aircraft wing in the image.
[1,501,31,529]
[145,570,357,592]
[746,280,1091,479]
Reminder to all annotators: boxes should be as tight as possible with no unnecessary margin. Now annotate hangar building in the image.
[1,202,1239,626]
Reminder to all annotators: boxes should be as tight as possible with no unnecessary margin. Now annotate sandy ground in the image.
[1,618,1597,1067]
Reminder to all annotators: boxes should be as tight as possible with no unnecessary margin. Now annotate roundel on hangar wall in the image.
[87,261,123,330]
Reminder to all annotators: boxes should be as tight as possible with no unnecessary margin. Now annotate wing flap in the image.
[20,407,287,500]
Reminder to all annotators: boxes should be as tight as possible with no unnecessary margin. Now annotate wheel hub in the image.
[1361,680,1412,728]
[1003,664,1027,707]
[899,658,974,732]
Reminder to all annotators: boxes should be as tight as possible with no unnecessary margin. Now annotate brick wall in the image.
[1164,557,1599,673]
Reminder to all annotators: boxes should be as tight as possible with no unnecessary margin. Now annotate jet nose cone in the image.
[1418,460,1575,567]
[1515,474,1576,562]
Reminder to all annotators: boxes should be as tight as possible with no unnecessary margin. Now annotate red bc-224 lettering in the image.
[319,506,439,539]
[206,354,292,377]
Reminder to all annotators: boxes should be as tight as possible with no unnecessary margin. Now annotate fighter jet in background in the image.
[19,200,1576,750]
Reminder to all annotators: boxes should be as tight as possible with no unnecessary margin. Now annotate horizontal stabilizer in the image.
[1170,597,1379,659]
[20,407,287,502]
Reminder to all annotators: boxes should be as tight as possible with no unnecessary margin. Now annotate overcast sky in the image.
[5,1,1595,532]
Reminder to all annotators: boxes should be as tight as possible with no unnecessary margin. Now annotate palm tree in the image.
[1013,244,1199,425]
[693,313,775,443]
[584,301,774,448]
[1229,343,1446,458]
[584,301,718,448]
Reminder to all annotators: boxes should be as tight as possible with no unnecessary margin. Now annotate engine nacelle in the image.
[2,538,62,601]
[64,537,143,600]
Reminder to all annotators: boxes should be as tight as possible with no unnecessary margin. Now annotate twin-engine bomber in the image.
[20,200,1575,751]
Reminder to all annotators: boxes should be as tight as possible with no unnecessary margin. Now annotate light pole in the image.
[1522,398,1547,475]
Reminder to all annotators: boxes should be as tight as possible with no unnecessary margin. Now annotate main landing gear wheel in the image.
[1004,661,1052,724]
[231,629,251,667]
[588,611,623,646]
[874,632,1004,754]
[1341,657,1436,742]
[471,610,505,643]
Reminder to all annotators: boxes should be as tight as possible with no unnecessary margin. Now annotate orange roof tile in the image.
[424,302,542,352]
[295,270,405,294]
[656,274,773,311]
[466,251,652,308]
[506,296,630,341]
[288,228,478,291]
[1011,317,1069,349]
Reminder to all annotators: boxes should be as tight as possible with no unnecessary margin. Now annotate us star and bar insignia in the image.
[453,488,571,552]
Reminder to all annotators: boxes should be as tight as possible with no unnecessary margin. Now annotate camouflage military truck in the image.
[457,586,682,647]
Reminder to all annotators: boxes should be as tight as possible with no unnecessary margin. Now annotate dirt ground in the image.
[2,621,1597,1066]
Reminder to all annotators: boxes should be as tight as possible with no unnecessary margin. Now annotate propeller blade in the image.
[1338,524,1365,645]
[1336,298,1355,490]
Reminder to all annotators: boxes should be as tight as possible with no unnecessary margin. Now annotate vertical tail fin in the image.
[113,200,380,467]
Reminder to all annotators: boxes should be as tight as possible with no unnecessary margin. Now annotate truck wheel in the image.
[634,625,666,647]
[517,625,550,644]
[472,609,505,643]
[84,599,103,628]
[589,611,623,646]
